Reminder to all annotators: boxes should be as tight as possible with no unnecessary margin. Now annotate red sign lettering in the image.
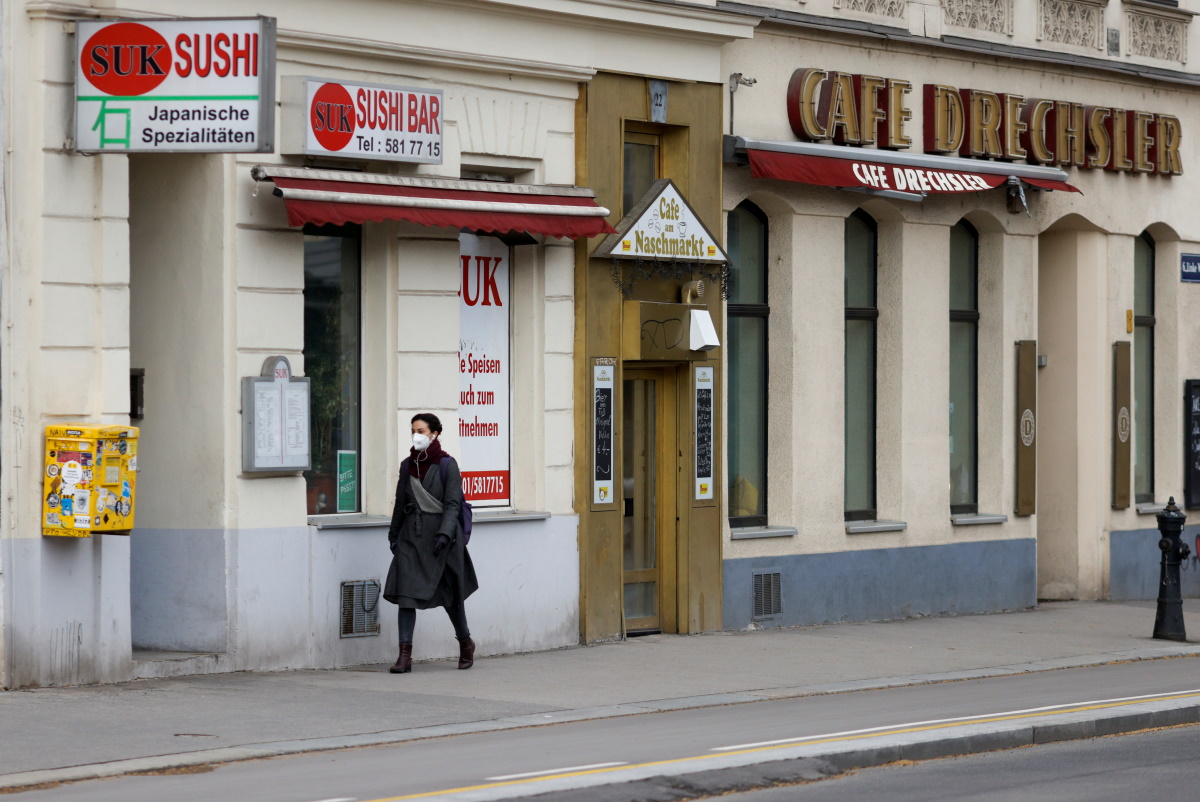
[460,256,504,307]
[174,32,259,78]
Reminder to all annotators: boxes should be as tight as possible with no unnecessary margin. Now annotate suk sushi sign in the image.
[74,17,275,153]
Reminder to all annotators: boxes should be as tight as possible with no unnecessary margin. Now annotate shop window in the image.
[623,129,659,213]
[727,202,769,527]
[844,211,878,521]
[1134,231,1155,503]
[303,226,362,515]
[949,221,979,514]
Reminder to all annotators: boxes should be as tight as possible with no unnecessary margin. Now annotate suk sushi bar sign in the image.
[787,69,1183,175]
[282,77,444,164]
[74,17,275,153]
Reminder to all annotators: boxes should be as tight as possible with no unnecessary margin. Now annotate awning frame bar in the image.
[250,164,599,198]
[272,187,611,218]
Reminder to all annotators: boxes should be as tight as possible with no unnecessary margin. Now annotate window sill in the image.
[951,512,1009,526]
[309,514,391,530]
[845,519,907,534]
[310,510,554,529]
[474,510,551,524]
[1136,502,1166,515]
[730,525,797,540]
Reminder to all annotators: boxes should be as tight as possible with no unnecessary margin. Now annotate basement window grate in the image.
[753,572,782,619]
[340,580,381,638]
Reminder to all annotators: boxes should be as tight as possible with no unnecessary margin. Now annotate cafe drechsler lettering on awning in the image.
[787,69,1182,176]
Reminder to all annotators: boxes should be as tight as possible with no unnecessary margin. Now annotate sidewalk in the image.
[2,600,1199,790]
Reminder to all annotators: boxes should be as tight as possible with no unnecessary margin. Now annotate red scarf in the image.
[408,437,449,481]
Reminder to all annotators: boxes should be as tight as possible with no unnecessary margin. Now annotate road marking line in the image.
[356,689,1200,801]
[485,762,628,781]
[712,687,1200,751]
[307,798,356,802]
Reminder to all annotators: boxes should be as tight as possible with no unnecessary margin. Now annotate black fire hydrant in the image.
[1153,497,1190,641]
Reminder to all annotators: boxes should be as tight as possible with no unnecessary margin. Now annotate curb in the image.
[2,645,1199,793]
[476,697,1200,801]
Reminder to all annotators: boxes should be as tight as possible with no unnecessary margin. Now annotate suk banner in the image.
[75,17,275,153]
[458,234,509,507]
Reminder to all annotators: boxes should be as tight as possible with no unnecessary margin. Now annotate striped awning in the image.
[251,166,617,240]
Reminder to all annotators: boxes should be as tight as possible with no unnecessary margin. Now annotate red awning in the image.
[746,148,1081,195]
[250,166,617,240]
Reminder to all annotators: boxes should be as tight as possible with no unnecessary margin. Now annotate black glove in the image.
[432,533,452,557]
[388,539,398,554]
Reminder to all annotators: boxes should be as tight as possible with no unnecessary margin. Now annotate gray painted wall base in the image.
[723,538,1037,630]
[1109,526,1200,600]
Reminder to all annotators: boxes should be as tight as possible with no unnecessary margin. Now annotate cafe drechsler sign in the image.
[787,69,1182,175]
[75,17,275,153]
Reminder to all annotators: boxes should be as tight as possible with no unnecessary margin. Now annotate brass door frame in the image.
[622,366,679,634]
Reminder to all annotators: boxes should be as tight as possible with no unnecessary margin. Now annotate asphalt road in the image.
[717,722,1200,801]
[9,657,1200,802]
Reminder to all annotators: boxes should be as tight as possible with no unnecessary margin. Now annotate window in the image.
[727,202,769,527]
[303,226,362,515]
[844,211,878,520]
[623,129,659,213]
[1134,232,1155,503]
[949,221,979,514]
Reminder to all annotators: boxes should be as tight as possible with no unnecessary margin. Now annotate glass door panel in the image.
[623,375,659,631]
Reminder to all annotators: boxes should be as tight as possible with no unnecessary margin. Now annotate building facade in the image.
[718,0,1200,629]
[0,0,752,689]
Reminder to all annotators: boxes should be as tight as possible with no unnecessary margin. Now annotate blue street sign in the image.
[1183,253,1200,283]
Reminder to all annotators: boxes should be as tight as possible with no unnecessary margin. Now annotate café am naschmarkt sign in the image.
[75,17,275,153]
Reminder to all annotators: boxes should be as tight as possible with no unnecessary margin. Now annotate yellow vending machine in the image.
[43,425,139,537]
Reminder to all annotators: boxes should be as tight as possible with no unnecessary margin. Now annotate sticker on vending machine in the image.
[74,514,91,529]
[45,512,61,527]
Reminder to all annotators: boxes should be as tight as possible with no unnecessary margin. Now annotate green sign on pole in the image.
[337,450,358,513]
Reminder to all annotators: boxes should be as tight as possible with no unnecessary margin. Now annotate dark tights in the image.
[397,603,470,644]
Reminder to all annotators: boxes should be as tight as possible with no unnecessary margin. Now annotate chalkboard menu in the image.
[593,364,615,504]
[695,367,714,500]
[1185,380,1200,509]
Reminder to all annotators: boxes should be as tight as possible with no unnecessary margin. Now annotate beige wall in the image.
[719,24,1200,600]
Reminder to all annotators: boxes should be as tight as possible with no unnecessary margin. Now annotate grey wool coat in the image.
[383,455,478,609]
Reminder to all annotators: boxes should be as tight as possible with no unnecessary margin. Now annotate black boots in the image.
[389,643,413,674]
[457,637,475,670]
[389,640,472,673]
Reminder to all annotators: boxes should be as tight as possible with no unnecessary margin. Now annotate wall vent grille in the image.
[340,580,381,638]
[753,572,782,619]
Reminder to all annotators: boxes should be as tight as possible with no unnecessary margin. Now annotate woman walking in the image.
[384,413,478,673]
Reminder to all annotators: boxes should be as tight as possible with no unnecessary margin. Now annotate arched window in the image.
[1134,231,1155,502]
[949,220,979,513]
[727,201,769,527]
[844,210,877,520]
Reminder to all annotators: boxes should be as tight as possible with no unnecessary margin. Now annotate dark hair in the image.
[411,412,442,434]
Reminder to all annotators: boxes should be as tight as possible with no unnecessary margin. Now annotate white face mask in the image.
[412,433,432,452]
